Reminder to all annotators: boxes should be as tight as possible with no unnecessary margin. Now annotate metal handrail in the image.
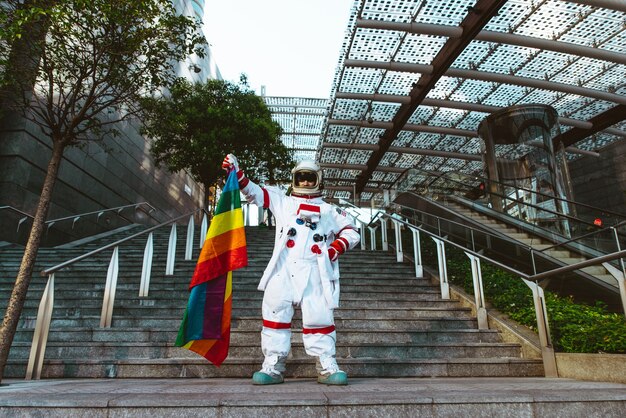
[418,174,601,231]
[487,174,626,220]
[42,208,201,276]
[0,205,33,218]
[450,193,626,266]
[1,203,159,238]
[393,167,626,222]
[343,192,625,282]
[2,202,157,226]
[392,193,626,291]
[397,197,533,249]
[342,196,535,255]
[378,209,625,283]
[458,187,598,228]
[393,168,626,260]
[536,220,626,253]
[45,202,157,225]
[27,207,208,380]
[338,199,626,379]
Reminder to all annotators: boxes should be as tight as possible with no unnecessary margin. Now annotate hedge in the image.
[417,235,626,353]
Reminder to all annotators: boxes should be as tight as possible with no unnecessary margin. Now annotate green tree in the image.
[141,76,293,202]
[0,0,206,382]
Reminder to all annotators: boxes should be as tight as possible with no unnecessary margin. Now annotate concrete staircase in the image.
[445,200,618,289]
[1,225,543,379]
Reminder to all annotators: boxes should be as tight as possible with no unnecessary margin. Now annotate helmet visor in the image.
[294,170,318,187]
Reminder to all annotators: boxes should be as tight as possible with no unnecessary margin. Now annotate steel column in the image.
[392,219,404,262]
[380,218,389,251]
[521,278,558,377]
[165,223,177,275]
[185,215,195,260]
[409,226,423,278]
[100,247,119,328]
[431,237,450,299]
[466,253,489,329]
[139,232,154,297]
[25,274,54,380]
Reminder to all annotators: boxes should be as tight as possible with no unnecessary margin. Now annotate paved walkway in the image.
[1,377,626,417]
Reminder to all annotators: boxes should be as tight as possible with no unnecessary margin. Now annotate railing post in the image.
[139,232,153,297]
[258,204,264,226]
[521,278,558,377]
[392,219,403,262]
[368,225,377,251]
[185,215,194,260]
[100,247,119,328]
[431,237,450,299]
[608,226,626,317]
[200,212,208,249]
[17,216,28,233]
[25,274,55,380]
[614,227,626,277]
[380,218,389,251]
[601,262,626,318]
[465,253,489,329]
[408,226,423,278]
[360,221,367,250]
[165,223,177,275]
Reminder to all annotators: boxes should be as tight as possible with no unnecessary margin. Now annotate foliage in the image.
[1,0,206,144]
[417,235,626,353]
[141,76,293,192]
[0,0,206,383]
[545,295,626,353]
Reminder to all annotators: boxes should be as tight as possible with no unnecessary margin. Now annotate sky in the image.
[203,0,353,99]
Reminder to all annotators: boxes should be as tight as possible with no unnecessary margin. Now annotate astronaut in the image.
[222,154,360,385]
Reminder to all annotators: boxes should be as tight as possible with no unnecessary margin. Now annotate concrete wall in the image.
[0,116,204,245]
[567,139,626,219]
[0,0,221,245]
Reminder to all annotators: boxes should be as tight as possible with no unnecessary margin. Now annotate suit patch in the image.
[335,208,347,217]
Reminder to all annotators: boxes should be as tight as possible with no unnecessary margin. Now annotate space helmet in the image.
[291,159,322,197]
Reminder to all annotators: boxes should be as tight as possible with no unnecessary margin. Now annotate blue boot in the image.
[317,355,348,385]
[318,370,348,385]
[252,371,284,385]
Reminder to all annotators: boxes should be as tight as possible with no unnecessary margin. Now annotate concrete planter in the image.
[556,353,626,384]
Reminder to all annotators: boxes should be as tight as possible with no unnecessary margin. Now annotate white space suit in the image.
[225,156,360,385]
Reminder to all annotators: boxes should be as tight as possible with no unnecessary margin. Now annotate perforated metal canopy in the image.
[264,96,328,162]
[269,0,626,202]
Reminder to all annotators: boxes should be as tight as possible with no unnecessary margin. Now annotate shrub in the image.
[416,235,626,353]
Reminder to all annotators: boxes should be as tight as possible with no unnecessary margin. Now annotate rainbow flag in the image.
[175,170,248,366]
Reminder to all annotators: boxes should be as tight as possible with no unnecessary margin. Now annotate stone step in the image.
[0,256,409,271]
[559,257,587,264]
[544,249,571,258]
[3,377,625,417]
[18,312,476,329]
[22,304,471,320]
[5,295,447,316]
[1,252,406,262]
[4,288,443,304]
[581,265,609,275]
[1,276,433,289]
[520,241,552,250]
[8,340,522,360]
[2,271,420,284]
[11,327,502,344]
[3,223,542,381]
[7,297,460,313]
[591,274,622,287]
[0,247,395,259]
[4,356,544,379]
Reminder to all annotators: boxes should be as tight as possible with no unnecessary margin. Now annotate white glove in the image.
[221,153,239,172]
